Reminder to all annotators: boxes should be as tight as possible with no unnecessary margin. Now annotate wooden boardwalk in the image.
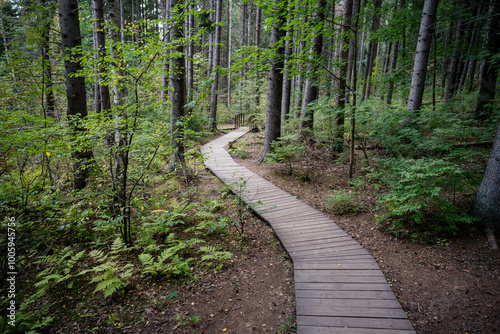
[201,128,416,333]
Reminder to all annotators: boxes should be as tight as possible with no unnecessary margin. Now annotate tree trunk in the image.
[208,0,222,131]
[258,0,287,163]
[41,0,55,118]
[92,0,111,115]
[407,0,439,113]
[161,0,171,101]
[361,0,382,101]
[227,0,232,108]
[238,1,247,114]
[186,2,194,101]
[474,0,499,121]
[170,0,187,171]
[445,18,465,103]
[58,0,94,190]
[254,6,262,112]
[334,0,353,153]
[473,124,500,250]
[299,0,326,138]
[281,16,293,124]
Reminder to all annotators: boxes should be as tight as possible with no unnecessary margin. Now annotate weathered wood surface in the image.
[201,128,416,333]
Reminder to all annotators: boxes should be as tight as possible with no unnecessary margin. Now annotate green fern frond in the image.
[111,237,125,253]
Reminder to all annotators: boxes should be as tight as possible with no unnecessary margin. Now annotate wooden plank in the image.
[294,261,380,270]
[294,272,385,284]
[295,282,393,291]
[295,289,398,300]
[296,297,403,309]
[298,325,415,333]
[295,269,384,278]
[297,316,415,331]
[296,304,409,319]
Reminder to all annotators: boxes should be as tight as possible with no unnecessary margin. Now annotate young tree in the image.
[258,0,287,163]
[407,0,439,113]
[208,0,222,131]
[40,0,55,118]
[58,0,94,190]
[170,0,186,171]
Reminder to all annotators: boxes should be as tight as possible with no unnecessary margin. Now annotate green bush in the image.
[375,158,475,235]
[325,190,364,215]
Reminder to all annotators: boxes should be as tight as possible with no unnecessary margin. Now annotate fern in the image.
[199,246,232,273]
[79,239,134,298]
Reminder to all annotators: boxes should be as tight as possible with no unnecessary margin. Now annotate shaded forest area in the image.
[0,0,499,332]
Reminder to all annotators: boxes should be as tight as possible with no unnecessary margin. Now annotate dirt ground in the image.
[228,131,500,334]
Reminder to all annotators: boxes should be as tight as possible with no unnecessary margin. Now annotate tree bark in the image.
[299,0,326,138]
[170,0,187,172]
[254,6,262,112]
[407,0,439,113]
[227,0,232,108]
[361,0,382,101]
[334,0,353,153]
[92,0,111,115]
[58,0,94,190]
[281,16,293,124]
[208,0,222,131]
[445,16,465,103]
[41,0,55,118]
[474,0,500,121]
[473,124,500,250]
[258,0,286,164]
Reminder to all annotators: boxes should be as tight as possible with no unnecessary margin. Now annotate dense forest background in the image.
[0,0,499,332]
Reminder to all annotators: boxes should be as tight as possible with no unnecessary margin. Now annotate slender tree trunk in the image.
[386,40,399,104]
[334,0,353,153]
[58,0,94,190]
[474,0,499,121]
[445,18,464,102]
[41,0,55,118]
[108,0,129,242]
[299,0,326,138]
[208,0,222,131]
[92,0,111,115]
[254,6,262,112]
[170,0,187,171]
[407,0,439,113]
[258,0,287,163]
[161,0,171,101]
[238,1,247,114]
[281,16,293,124]
[186,2,194,100]
[227,0,232,108]
[361,0,381,101]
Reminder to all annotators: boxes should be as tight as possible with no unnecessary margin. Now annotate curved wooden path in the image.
[201,128,416,333]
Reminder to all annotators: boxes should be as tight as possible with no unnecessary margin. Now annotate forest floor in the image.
[227,130,500,334]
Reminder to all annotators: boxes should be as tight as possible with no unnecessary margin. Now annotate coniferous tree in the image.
[58,0,94,190]
[407,0,439,113]
[258,0,287,163]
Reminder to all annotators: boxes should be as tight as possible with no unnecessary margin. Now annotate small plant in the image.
[227,176,262,235]
[78,238,134,298]
[277,316,297,333]
[175,311,202,327]
[325,190,364,215]
[376,158,474,235]
[138,233,204,277]
[199,245,233,273]
[267,134,305,175]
